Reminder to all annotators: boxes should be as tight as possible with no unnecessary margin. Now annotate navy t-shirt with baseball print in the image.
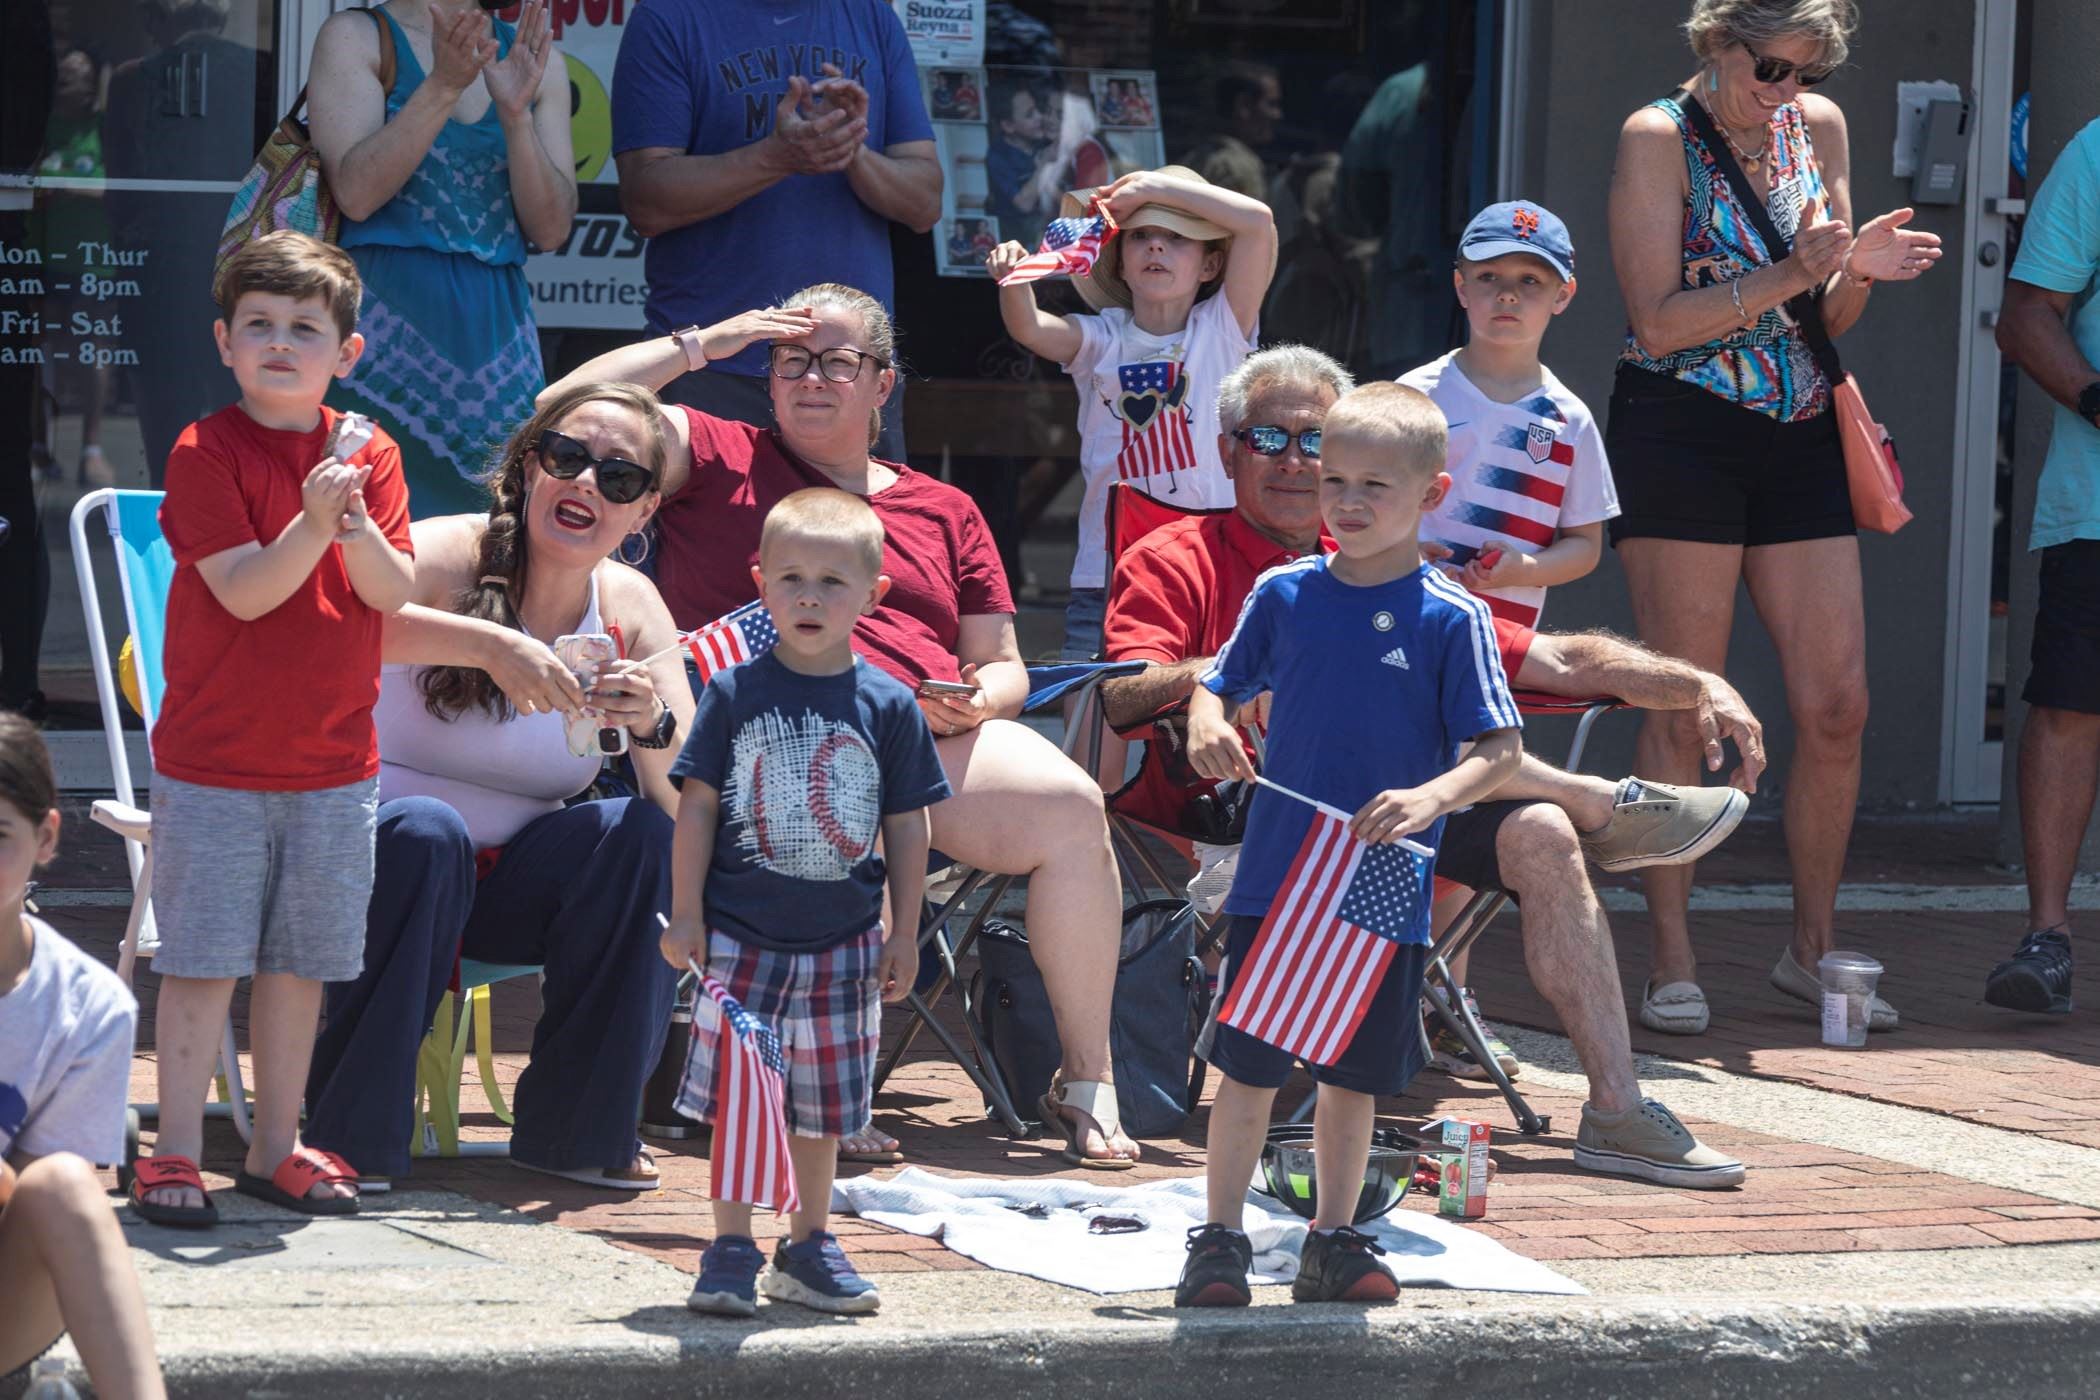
[672,652,952,952]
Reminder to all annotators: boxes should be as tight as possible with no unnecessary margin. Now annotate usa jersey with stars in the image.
[1200,557,1521,935]
[1400,351,1619,628]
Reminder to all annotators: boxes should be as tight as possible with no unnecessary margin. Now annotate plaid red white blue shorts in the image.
[675,926,884,1138]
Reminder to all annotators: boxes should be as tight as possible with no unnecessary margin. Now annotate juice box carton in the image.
[1436,1118,1491,1219]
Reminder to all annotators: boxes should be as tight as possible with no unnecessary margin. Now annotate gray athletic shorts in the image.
[149,774,378,981]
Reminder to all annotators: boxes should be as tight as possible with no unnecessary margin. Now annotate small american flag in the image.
[1116,361,1198,481]
[997,213,1113,287]
[681,601,779,684]
[699,970,801,1214]
[1219,809,1429,1066]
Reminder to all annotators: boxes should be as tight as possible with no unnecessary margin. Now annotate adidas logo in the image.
[1381,646,1410,670]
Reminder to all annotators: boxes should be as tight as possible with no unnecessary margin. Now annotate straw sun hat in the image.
[1058,164,1231,312]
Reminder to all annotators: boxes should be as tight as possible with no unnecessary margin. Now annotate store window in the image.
[4,0,282,734]
[885,1,1501,635]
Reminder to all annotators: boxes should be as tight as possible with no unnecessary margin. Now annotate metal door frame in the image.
[1940,0,2023,804]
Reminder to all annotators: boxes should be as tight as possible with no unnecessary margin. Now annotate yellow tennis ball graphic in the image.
[566,54,612,184]
[117,634,144,718]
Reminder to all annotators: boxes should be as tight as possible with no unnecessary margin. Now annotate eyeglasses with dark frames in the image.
[1737,37,1836,87]
[768,344,889,384]
[1232,424,1323,459]
[534,429,657,505]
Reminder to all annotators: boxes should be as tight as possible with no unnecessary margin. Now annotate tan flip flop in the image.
[1039,1077,1137,1170]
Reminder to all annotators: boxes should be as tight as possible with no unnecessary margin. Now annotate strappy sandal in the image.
[129,1154,219,1228]
[235,1146,362,1216]
[1038,1076,1137,1170]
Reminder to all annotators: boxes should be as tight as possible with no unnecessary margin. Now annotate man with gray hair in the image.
[1100,344,1755,1188]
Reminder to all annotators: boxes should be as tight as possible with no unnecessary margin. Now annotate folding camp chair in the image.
[412,958,541,1158]
[869,660,1144,1137]
[69,488,253,1143]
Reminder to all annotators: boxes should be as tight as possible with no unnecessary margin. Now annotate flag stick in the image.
[1254,775,1436,858]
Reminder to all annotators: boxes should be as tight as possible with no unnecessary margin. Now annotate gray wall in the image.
[1996,0,2100,863]
[1507,0,1978,809]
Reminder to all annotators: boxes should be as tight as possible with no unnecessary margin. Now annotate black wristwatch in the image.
[631,699,678,750]
[2078,381,2100,431]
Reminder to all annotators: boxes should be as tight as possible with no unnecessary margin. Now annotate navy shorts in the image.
[1203,913,1429,1097]
[2025,540,2100,715]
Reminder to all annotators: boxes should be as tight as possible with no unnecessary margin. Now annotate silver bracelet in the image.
[1729,277,1750,323]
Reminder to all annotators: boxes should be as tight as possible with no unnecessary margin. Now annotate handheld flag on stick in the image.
[1221,780,1435,1065]
[997,208,1115,287]
[693,953,801,1214]
[642,600,780,680]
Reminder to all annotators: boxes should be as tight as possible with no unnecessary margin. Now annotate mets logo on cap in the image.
[1511,206,1541,239]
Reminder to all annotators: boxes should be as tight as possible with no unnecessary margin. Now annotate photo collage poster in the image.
[930,67,1166,278]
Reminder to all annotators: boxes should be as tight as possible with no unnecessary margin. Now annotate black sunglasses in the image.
[1233,424,1322,459]
[534,429,657,505]
[769,344,888,384]
[1738,38,1836,87]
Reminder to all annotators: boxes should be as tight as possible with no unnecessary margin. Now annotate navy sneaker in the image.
[688,1234,765,1317]
[1174,1224,1253,1307]
[1985,929,2074,1014]
[762,1230,881,1314]
[1293,1226,1399,1303]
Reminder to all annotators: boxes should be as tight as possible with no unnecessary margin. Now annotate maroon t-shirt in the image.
[654,407,1014,685]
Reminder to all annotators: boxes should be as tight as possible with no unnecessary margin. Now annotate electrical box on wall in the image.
[1910,97,1971,205]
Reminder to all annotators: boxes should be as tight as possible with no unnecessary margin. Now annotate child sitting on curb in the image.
[0,714,166,1399]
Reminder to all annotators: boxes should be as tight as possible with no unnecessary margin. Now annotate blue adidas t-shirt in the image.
[671,652,952,951]
[611,0,934,376]
[1201,558,1521,937]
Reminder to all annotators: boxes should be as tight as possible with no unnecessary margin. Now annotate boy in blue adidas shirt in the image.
[1178,382,1522,1308]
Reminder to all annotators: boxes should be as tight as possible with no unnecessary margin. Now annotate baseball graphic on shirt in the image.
[729,709,881,880]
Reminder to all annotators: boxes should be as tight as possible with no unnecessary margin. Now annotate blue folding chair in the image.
[871,660,1144,1136]
[70,488,254,1144]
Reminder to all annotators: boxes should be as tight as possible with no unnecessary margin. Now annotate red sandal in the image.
[129,1154,219,1228]
[235,1146,362,1216]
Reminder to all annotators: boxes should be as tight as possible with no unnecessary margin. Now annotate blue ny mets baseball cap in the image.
[1458,200,1575,281]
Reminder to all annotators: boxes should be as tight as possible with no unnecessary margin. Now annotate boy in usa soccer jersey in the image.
[1401,200,1619,630]
[1177,383,1522,1308]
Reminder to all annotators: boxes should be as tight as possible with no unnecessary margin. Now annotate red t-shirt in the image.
[654,408,1014,685]
[153,405,413,791]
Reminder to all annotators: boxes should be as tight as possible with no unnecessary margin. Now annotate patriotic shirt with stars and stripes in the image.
[1400,352,1619,628]
[1061,292,1255,589]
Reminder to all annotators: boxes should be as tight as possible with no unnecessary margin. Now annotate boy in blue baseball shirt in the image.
[1179,382,1522,1307]
[660,489,950,1319]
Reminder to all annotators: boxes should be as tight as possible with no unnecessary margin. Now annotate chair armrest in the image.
[1510,690,1625,716]
[90,800,152,843]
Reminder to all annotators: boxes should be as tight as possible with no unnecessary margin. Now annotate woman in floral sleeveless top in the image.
[1603,0,1941,1036]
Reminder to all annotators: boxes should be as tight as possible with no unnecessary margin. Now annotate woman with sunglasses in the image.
[301,381,698,1193]
[544,284,1142,1169]
[1604,0,1941,1035]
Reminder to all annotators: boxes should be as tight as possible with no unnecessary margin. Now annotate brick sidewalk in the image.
[1463,906,2100,1150]
[74,894,2100,1280]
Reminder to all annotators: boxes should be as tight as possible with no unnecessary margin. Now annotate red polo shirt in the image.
[1102,508,1534,833]
[1103,510,1534,677]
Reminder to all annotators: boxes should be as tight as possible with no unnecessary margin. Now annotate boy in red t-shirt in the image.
[131,233,415,1228]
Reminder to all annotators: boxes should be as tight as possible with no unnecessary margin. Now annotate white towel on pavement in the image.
[832,1167,1583,1296]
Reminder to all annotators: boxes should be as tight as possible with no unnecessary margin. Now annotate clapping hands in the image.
[766,70,869,176]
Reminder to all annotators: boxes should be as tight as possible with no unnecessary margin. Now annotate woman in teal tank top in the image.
[307,0,576,517]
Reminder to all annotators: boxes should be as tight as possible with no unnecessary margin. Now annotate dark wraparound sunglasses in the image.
[535,429,657,505]
[1738,38,1836,87]
[1233,424,1322,459]
[769,344,888,383]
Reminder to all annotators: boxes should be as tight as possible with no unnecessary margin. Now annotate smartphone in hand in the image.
[916,678,979,699]
[553,633,626,757]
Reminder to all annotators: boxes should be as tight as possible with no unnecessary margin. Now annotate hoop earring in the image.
[619,526,654,568]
